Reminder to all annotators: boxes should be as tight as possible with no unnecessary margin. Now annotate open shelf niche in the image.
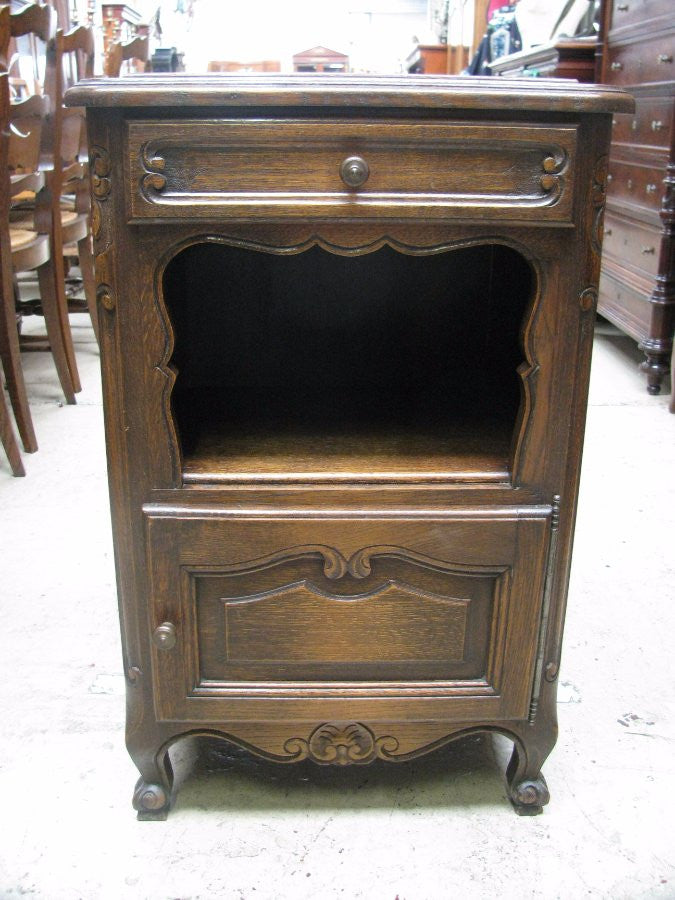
[162,240,534,483]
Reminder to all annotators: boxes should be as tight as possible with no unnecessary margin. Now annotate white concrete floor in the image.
[0,314,674,899]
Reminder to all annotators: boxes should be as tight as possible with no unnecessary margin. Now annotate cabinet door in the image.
[144,513,550,724]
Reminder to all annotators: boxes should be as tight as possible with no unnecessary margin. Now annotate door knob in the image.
[152,622,177,650]
[340,156,370,188]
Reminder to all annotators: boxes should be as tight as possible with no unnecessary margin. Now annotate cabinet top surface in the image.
[66,73,633,114]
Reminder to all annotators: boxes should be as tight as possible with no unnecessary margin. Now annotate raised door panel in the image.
[144,512,550,723]
[192,555,493,682]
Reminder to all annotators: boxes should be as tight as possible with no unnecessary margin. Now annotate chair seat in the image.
[9,228,39,251]
[11,190,77,211]
[11,208,80,229]
[59,209,79,225]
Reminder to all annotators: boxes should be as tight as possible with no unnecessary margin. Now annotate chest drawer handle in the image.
[616,2,628,9]
[610,61,623,71]
[646,183,657,194]
[604,228,613,236]
[657,54,673,64]
[641,246,656,255]
[651,120,664,131]
[340,156,370,189]
[152,622,177,650]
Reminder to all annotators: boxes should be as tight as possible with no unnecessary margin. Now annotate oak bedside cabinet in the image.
[67,75,632,818]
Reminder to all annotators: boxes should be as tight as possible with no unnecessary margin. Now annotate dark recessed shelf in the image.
[179,389,513,483]
[164,241,532,484]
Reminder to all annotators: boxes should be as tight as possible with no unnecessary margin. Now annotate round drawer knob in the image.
[340,156,370,189]
[610,61,623,71]
[657,54,673,64]
[152,622,177,651]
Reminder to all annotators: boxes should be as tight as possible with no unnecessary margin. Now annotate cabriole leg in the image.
[129,744,174,821]
[505,722,556,816]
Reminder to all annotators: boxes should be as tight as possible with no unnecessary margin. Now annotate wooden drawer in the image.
[609,0,671,34]
[598,266,652,340]
[144,510,550,723]
[606,34,675,86]
[612,95,674,150]
[602,211,662,277]
[607,157,665,213]
[126,119,578,224]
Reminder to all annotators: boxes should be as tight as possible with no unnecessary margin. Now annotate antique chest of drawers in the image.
[67,75,631,817]
[598,0,674,393]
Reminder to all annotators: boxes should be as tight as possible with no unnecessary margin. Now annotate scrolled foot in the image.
[639,351,669,395]
[509,776,550,816]
[132,778,171,821]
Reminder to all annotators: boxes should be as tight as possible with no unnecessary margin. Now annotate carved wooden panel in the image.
[144,512,550,723]
[220,582,468,664]
[192,551,487,682]
[126,120,578,223]
[189,549,501,683]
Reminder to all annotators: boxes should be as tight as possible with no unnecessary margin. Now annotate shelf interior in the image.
[164,241,532,482]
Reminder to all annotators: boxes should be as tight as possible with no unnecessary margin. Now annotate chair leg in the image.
[77,232,100,343]
[0,371,25,476]
[48,218,81,394]
[37,259,78,404]
[0,263,37,452]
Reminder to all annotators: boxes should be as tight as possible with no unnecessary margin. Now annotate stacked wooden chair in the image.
[0,66,26,475]
[44,23,98,341]
[105,34,149,77]
[0,3,97,474]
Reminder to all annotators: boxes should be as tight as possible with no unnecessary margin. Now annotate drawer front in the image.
[144,512,550,723]
[599,267,652,339]
[612,95,674,150]
[610,0,671,34]
[126,119,578,224]
[606,35,675,86]
[607,157,665,214]
[602,211,662,277]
